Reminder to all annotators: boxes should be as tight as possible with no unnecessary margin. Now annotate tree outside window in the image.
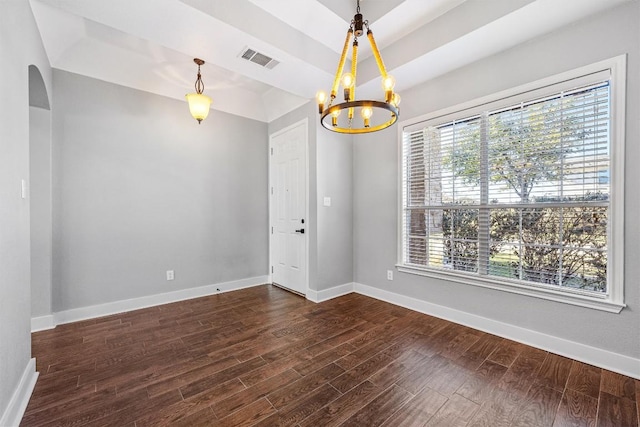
[403,82,610,293]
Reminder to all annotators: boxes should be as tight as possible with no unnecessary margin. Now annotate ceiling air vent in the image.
[239,47,279,69]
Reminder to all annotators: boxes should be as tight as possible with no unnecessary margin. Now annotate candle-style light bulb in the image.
[382,75,396,102]
[392,93,401,107]
[361,106,373,128]
[342,73,355,88]
[342,73,354,101]
[382,75,396,91]
[331,109,341,127]
[316,90,327,114]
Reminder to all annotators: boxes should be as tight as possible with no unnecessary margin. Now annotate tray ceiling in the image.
[30,0,631,122]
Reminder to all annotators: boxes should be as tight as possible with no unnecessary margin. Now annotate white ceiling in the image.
[30,0,630,123]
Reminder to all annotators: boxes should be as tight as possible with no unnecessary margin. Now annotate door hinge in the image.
[271,266,274,273]
[271,187,273,195]
[271,227,273,234]
[270,147,273,155]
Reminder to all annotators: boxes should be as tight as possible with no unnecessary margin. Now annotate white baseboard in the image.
[31,315,55,332]
[354,282,640,380]
[32,276,268,330]
[0,358,38,427]
[306,282,355,303]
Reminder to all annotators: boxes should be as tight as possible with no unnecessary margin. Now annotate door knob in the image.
[295,229,305,234]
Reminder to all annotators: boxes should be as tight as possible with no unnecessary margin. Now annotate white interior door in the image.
[270,120,307,295]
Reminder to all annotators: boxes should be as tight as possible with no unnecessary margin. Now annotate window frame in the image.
[396,56,626,313]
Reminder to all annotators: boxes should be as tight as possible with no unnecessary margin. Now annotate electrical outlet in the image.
[166,270,174,280]
[387,270,393,280]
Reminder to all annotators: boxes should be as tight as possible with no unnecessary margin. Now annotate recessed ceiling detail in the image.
[29,0,632,123]
[317,0,406,24]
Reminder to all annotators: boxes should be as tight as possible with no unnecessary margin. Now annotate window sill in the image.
[396,264,625,314]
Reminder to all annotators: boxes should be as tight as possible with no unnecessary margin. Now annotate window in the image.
[399,57,625,312]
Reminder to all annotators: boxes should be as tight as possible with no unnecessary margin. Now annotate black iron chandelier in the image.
[316,0,400,134]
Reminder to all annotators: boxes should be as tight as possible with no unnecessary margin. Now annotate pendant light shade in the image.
[186,58,212,124]
[186,92,212,123]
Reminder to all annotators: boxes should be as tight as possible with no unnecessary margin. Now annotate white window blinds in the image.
[401,80,611,295]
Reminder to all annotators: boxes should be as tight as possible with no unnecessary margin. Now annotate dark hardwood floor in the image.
[23,285,639,426]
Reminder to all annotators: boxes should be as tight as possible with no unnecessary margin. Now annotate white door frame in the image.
[268,118,309,296]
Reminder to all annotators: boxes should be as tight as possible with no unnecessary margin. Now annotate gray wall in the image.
[354,1,640,359]
[0,0,52,419]
[316,126,353,290]
[30,106,52,317]
[52,70,269,311]
[268,102,354,292]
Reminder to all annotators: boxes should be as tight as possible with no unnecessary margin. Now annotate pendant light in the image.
[185,58,212,124]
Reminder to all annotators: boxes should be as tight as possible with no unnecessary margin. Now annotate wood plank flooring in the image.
[23,285,639,426]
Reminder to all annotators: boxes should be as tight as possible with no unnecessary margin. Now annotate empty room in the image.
[1,0,639,426]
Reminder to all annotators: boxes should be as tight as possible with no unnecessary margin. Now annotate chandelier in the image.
[185,58,212,124]
[316,0,400,134]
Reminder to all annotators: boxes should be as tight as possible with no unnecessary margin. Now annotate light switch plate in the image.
[323,196,331,207]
